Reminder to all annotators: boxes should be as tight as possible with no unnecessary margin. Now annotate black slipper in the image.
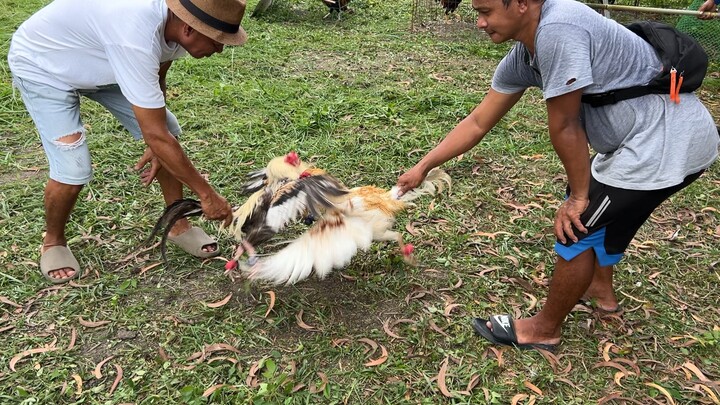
[471,315,558,352]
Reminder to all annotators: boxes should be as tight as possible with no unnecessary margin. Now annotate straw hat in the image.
[166,0,247,45]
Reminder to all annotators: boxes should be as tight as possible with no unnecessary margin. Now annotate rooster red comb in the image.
[285,151,300,166]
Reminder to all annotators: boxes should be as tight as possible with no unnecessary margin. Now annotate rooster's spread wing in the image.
[237,173,348,248]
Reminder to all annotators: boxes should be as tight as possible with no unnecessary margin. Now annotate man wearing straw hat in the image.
[8,0,247,284]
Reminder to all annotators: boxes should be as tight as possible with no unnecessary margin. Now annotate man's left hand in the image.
[554,196,589,244]
[135,147,162,186]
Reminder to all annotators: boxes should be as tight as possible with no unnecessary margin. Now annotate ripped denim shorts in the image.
[11,75,181,185]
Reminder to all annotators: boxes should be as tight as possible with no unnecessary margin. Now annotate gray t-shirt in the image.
[492,0,718,190]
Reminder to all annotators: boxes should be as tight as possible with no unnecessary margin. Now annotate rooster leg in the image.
[394,234,417,266]
[241,240,259,266]
[231,244,246,261]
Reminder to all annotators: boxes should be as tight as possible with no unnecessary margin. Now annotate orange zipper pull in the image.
[670,67,677,102]
[675,73,684,104]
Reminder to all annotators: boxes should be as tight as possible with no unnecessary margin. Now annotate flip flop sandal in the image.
[168,226,221,259]
[472,315,558,352]
[40,246,80,284]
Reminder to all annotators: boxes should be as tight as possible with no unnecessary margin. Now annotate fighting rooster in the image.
[145,151,310,263]
[148,153,451,285]
[239,166,450,285]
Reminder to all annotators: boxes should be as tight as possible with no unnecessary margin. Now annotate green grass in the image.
[1,0,719,403]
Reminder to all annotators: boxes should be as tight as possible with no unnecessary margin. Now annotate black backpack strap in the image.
[581,86,660,107]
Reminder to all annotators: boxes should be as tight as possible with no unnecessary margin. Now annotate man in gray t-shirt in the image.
[396,0,718,351]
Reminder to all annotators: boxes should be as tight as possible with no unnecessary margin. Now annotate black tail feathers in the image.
[144,198,203,263]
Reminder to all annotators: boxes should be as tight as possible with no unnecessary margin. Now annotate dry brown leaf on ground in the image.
[428,319,450,337]
[246,360,263,387]
[207,356,239,365]
[203,384,235,398]
[536,348,561,374]
[66,328,77,351]
[357,338,379,354]
[68,280,92,288]
[405,222,419,236]
[295,309,318,331]
[645,382,677,405]
[72,373,83,397]
[554,377,580,390]
[364,344,388,367]
[0,296,22,308]
[438,276,463,292]
[472,231,512,240]
[138,262,163,276]
[429,72,454,82]
[523,292,538,311]
[511,393,529,405]
[694,384,720,404]
[382,319,403,340]
[204,343,242,356]
[613,370,633,387]
[264,291,276,318]
[158,347,170,362]
[93,355,115,379]
[459,374,481,395]
[109,364,123,395]
[78,316,111,328]
[602,342,616,362]
[9,345,59,372]
[613,358,640,375]
[682,361,711,381]
[523,381,542,396]
[488,347,504,367]
[309,372,328,393]
[331,338,351,347]
[205,293,232,308]
[437,356,453,398]
[443,303,462,317]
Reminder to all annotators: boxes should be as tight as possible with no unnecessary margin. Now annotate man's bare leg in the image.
[581,263,619,311]
[42,179,83,280]
[495,249,597,346]
[41,132,86,280]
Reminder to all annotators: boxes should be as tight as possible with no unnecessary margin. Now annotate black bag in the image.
[581,21,708,107]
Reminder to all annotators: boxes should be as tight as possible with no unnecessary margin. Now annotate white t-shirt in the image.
[491,0,718,190]
[8,0,187,109]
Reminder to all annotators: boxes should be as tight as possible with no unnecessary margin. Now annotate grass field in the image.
[1,0,719,403]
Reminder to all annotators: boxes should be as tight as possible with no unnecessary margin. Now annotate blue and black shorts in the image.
[555,170,704,266]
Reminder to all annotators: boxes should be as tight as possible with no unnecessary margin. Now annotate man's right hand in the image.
[698,0,716,19]
[396,164,430,197]
[200,191,232,226]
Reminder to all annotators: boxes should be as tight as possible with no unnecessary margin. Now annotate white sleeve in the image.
[105,44,165,109]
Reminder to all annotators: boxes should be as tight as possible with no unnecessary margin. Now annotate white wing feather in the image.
[248,214,373,285]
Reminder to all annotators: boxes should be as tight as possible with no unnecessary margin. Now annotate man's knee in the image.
[52,131,84,150]
[46,130,93,184]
